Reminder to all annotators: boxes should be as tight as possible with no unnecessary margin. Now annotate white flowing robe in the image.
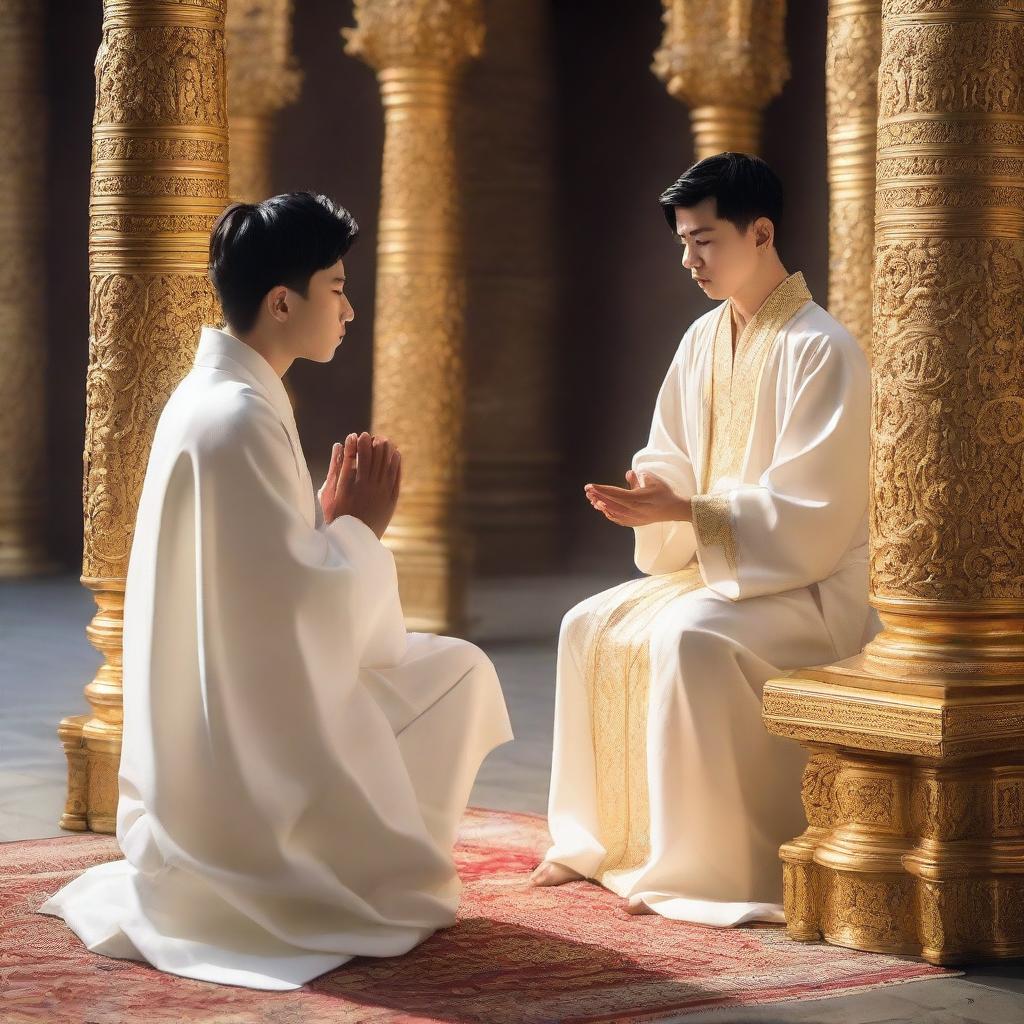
[39,327,513,990]
[545,273,876,925]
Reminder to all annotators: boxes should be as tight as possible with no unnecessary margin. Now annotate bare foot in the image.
[625,896,656,915]
[529,860,585,887]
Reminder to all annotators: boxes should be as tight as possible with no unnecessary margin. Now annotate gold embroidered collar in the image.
[700,271,812,491]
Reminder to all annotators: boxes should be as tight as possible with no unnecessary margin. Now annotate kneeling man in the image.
[40,193,513,989]
[532,153,874,925]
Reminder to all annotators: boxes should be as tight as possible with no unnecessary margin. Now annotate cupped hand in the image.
[584,469,691,528]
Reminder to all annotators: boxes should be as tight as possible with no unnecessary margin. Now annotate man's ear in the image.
[754,217,774,250]
[267,286,289,323]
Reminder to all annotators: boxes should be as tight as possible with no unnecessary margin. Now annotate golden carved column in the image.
[652,0,789,158]
[226,0,301,202]
[58,0,228,833]
[460,0,559,574]
[763,0,1024,962]
[826,1,881,355]
[0,1,53,576]
[344,0,483,632]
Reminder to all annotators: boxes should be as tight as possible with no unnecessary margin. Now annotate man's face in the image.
[674,198,764,302]
[281,258,355,362]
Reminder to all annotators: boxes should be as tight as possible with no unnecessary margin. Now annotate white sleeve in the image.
[194,392,407,683]
[630,346,699,575]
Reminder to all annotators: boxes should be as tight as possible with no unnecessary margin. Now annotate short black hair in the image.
[209,192,359,332]
[658,152,783,239]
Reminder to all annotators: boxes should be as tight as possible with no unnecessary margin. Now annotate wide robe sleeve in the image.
[689,333,869,602]
[121,385,461,955]
[630,344,700,575]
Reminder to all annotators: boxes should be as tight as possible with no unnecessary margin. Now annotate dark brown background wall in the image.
[40,0,827,573]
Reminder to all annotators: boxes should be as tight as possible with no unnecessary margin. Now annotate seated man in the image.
[531,153,874,925]
[40,193,513,989]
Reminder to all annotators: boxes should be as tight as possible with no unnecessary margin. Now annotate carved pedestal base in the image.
[765,664,1024,964]
[57,715,89,831]
[57,713,121,835]
[57,579,125,835]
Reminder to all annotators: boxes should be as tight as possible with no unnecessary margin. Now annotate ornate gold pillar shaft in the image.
[226,0,301,202]
[59,0,228,833]
[0,1,52,576]
[825,1,881,355]
[764,0,1024,962]
[460,0,559,574]
[652,0,789,159]
[344,0,483,632]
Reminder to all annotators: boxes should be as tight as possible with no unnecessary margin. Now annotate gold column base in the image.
[57,711,121,835]
[465,454,561,575]
[0,511,58,577]
[57,578,125,834]
[0,547,58,578]
[57,714,89,831]
[764,651,1024,964]
[690,105,760,159]
[385,523,467,635]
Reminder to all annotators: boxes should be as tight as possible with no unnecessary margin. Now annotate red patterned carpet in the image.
[1,808,953,1023]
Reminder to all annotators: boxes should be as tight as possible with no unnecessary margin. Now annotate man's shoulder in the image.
[169,371,281,451]
[786,301,864,364]
[674,303,725,359]
[688,302,727,338]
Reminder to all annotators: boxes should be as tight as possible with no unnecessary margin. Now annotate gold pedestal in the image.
[57,716,90,831]
[764,0,1024,962]
[766,651,1024,961]
[59,580,125,834]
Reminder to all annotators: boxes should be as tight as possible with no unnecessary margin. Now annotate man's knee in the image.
[449,636,496,679]
[651,623,733,694]
[559,598,593,652]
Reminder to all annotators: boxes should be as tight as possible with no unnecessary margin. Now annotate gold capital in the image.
[343,0,483,75]
[652,0,789,158]
[226,0,302,202]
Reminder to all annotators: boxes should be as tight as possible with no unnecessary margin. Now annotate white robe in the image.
[545,273,876,925]
[39,327,513,990]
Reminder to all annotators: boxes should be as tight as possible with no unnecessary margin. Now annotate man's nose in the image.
[342,301,355,323]
[682,247,700,270]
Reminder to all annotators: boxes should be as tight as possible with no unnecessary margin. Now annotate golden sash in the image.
[692,272,813,570]
[579,564,705,884]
